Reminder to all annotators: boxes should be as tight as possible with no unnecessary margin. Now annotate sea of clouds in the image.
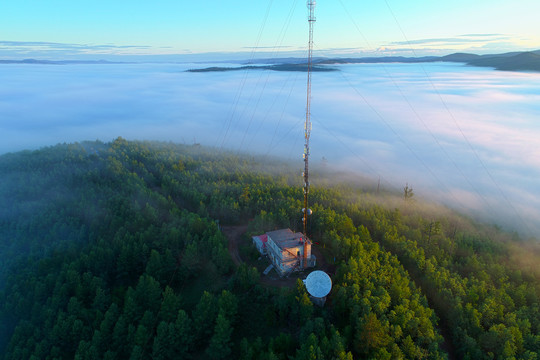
[1,61,539,236]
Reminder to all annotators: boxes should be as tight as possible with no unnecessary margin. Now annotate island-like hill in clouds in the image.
[314,50,540,72]
[467,51,540,71]
[0,139,539,359]
[238,50,540,73]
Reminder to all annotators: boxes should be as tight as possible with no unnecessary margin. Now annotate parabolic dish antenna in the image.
[304,270,332,298]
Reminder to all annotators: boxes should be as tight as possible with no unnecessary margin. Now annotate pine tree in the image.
[158,286,181,323]
[206,313,233,360]
[192,291,217,345]
[171,310,193,359]
[151,322,170,360]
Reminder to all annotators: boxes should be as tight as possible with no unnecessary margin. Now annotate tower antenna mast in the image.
[303,0,316,245]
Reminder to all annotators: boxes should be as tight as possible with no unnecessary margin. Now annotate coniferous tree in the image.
[192,291,217,345]
[206,313,233,360]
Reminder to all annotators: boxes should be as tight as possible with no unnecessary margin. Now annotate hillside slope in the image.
[0,139,538,359]
[468,52,540,71]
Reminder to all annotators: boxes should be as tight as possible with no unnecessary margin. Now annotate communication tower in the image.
[302,0,316,268]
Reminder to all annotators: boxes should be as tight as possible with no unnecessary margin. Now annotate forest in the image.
[0,138,538,359]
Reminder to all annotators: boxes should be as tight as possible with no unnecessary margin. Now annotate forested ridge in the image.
[0,138,538,359]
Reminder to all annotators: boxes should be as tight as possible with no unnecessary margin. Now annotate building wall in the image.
[267,237,302,275]
[252,236,266,254]
[266,238,285,275]
[265,230,315,276]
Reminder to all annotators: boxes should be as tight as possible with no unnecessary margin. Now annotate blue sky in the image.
[1,0,540,60]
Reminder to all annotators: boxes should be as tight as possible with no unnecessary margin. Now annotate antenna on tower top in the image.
[302,0,316,267]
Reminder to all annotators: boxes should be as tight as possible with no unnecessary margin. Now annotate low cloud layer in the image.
[0,40,155,59]
[389,34,510,47]
[1,62,539,237]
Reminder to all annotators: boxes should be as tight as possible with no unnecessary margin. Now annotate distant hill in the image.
[244,50,540,73]
[439,53,481,62]
[468,51,540,71]
[3,50,540,73]
[187,63,338,73]
[317,56,439,64]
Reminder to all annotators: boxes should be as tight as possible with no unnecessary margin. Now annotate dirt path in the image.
[221,225,302,287]
[222,225,248,266]
[222,224,334,289]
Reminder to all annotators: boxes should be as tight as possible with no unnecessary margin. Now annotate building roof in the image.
[266,228,311,250]
[252,234,268,245]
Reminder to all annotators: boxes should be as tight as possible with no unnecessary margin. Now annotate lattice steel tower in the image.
[302,0,316,246]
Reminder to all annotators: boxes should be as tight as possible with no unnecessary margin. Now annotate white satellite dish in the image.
[304,270,332,298]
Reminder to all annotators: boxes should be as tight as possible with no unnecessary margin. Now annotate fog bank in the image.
[1,62,539,236]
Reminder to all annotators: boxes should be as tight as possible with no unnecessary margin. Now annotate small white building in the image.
[255,228,316,276]
[252,234,268,254]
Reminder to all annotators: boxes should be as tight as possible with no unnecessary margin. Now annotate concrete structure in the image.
[256,228,316,276]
